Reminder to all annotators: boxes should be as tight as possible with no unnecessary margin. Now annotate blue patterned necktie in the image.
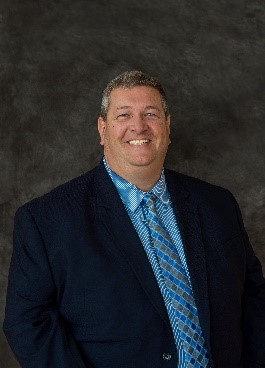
[142,193,209,367]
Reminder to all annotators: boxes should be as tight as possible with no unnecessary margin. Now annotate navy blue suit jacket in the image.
[4,161,265,367]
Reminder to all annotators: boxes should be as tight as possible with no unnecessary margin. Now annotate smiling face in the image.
[98,86,170,180]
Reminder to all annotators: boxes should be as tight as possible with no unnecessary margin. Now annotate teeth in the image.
[129,139,149,145]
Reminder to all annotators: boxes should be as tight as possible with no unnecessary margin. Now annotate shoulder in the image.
[164,169,243,234]
[164,168,235,205]
[16,163,104,221]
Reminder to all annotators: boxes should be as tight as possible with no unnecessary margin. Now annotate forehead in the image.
[108,86,163,109]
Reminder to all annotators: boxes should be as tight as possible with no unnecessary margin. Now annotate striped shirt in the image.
[103,157,203,367]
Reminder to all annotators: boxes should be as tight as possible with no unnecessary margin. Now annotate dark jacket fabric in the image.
[3,161,265,368]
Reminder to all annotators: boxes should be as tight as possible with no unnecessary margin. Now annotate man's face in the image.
[98,86,170,176]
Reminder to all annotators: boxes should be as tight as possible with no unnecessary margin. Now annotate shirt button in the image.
[162,353,172,361]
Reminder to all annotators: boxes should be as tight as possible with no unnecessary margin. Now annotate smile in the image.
[128,139,150,145]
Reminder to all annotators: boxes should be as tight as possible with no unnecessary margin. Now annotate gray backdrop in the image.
[1,0,265,366]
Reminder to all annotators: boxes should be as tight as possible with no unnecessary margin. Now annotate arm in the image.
[232,195,265,367]
[3,205,93,368]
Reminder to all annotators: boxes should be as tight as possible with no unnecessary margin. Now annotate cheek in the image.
[110,125,127,139]
[155,125,170,140]
[104,127,122,144]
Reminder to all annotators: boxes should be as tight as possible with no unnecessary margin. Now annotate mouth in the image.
[127,139,151,145]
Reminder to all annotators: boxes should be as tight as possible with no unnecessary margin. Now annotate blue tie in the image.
[142,193,209,367]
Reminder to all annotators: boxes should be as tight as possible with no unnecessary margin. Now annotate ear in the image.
[98,117,106,146]
[166,115,171,133]
[166,115,171,144]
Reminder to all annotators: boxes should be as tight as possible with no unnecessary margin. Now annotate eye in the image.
[116,113,131,121]
[144,112,159,118]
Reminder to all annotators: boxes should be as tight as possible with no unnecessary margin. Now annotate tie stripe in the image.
[142,193,209,367]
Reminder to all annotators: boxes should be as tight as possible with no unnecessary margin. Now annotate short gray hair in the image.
[100,70,169,119]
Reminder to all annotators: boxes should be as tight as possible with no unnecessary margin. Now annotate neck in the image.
[105,158,163,192]
[123,169,162,192]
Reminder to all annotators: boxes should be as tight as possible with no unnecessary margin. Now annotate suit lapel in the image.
[92,162,171,330]
[165,170,212,359]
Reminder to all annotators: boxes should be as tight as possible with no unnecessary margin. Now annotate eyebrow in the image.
[115,105,160,110]
[116,106,132,110]
[144,105,160,110]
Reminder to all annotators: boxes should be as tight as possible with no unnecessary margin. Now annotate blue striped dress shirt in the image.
[103,157,205,367]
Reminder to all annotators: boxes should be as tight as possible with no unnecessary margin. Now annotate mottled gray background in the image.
[1,0,265,366]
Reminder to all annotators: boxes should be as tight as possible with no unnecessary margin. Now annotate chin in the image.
[128,158,156,167]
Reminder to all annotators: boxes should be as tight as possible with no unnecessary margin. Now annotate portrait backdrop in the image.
[1,0,265,366]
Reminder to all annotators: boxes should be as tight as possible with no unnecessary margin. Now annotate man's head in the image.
[98,71,171,189]
[100,71,170,120]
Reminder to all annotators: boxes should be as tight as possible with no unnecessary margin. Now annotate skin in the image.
[98,86,171,191]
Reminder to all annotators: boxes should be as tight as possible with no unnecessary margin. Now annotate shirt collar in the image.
[103,157,170,212]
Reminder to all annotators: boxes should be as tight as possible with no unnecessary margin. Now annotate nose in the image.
[129,114,148,134]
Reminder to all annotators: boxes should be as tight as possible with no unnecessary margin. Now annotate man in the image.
[3,71,265,368]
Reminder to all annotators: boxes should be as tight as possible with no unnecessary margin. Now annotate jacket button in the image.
[162,353,172,361]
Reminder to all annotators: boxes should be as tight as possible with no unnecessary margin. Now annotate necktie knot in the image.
[142,193,157,211]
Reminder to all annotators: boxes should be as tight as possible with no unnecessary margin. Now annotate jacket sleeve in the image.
[231,194,265,367]
[3,205,93,368]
